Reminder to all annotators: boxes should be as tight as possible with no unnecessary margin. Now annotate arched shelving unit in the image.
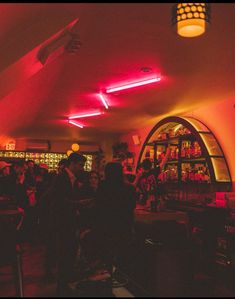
[138,116,232,201]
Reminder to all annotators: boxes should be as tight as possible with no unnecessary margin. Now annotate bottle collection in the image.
[143,120,215,185]
[181,163,210,182]
[145,133,208,183]
[157,125,191,140]
[155,141,202,162]
[158,163,210,183]
[181,141,202,159]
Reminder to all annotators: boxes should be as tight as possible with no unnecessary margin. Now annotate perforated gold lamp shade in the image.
[172,3,211,38]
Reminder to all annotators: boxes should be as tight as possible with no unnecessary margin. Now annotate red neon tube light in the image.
[69,111,103,120]
[99,93,109,109]
[106,77,161,93]
[68,120,84,128]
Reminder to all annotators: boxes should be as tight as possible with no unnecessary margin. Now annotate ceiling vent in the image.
[64,33,82,53]
[26,139,51,152]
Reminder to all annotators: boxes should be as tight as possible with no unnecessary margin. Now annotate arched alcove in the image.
[138,116,232,200]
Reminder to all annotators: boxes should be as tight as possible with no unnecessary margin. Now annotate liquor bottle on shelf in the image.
[182,164,191,181]
[190,143,195,157]
[168,129,174,138]
[203,167,210,182]
[171,146,178,160]
[181,142,186,158]
[193,141,199,157]
[170,147,175,160]
[178,127,185,135]
[197,142,202,157]
[194,170,200,181]
[167,164,177,181]
[161,132,168,140]
[188,169,195,181]
[192,141,196,157]
[181,170,187,182]
[175,147,179,159]
[185,141,191,159]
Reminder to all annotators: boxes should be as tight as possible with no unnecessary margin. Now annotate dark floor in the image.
[0,243,56,297]
[1,242,235,297]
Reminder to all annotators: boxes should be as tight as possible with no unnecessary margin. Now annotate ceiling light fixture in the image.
[98,93,109,109]
[68,120,84,128]
[105,77,161,93]
[68,111,103,120]
[172,3,211,38]
[71,143,80,151]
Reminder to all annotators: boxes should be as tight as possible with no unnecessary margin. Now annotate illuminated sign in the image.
[6,141,16,151]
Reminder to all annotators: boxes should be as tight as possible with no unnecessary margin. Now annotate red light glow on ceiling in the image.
[68,120,84,128]
[67,75,161,129]
[68,111,103,119]
[98,93,109,109]
[105,76,161,93]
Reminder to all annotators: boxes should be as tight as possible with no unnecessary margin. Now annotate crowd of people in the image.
[0,147,170,296]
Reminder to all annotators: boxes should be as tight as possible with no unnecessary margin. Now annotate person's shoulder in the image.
[54,171,69,184]
[77,170,89,183]
[58,169,69,177]
[124,181,136,191]
[150,166,160,175]
[139,171,147,180]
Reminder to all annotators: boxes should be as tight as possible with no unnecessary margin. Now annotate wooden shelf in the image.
[181,158,206,163]
[165,160,179,164]
[147,133,197,146]
[165,157,206,164]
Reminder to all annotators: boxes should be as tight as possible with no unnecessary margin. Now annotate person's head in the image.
[27,160,35,169]
[58,158,68,174]
[67,152,86,176]
[141,158,152,172]
[26,185,36,197]
[38,163,49,176]
[88,171,100,190]
[0,161,11,177]
[104,162,124,185]
[14,160,26,175]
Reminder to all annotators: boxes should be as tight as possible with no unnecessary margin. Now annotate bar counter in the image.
[134,205,188,225]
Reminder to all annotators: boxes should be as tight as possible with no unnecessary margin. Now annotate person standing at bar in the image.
[135,145,171,207]
[52,152,87,296]
[57,158,69,174]
[25,160,36,187]
[0,161,12,197]
[94,162,137,274]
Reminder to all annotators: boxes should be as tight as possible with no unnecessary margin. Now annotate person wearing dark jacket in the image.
[94,162,137,274]
[77,171,100,230]
[52,152,87,296]
[0,161,13,197]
